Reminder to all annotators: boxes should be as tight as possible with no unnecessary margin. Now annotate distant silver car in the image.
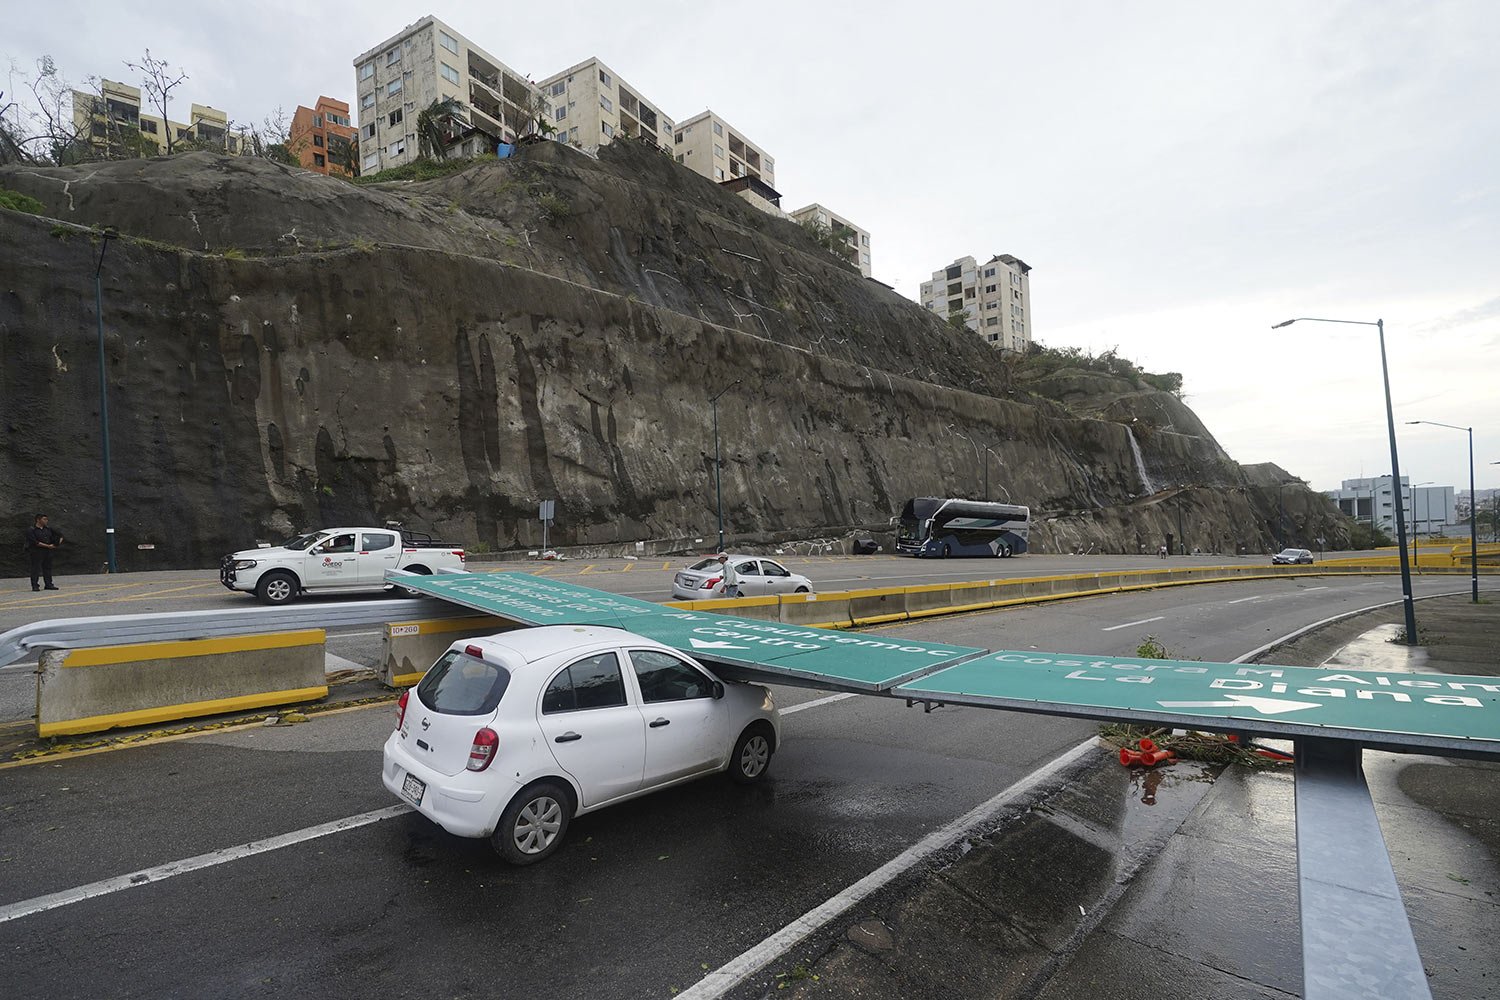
[671,555,815,600]
[1272,548,1314,565]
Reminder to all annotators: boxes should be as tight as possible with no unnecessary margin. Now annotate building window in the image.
[986,317,999,326]
[440,30,459,54]
[675,153,684,163]
[985,284,996,293]
[861,234,869,246]
[361,92,375,110]
[387,79,403,96]
[363,122,376,139]
[314,153,325,167]
[602,121,614,137]
[674,132,683,144]
[600,95,612,112]
[984,267,995,277]
[714,144,723,158]
[388,139,405,157]
[388,108,403,127]
[730,160,742,176]
[550,81,565,97]
[555,105,567,120]
[386,47,401,65]
[440,62,460,85]
[599,69,612,88]
[139,119,158,135]
[714,167,724,180]
[359,62,374,81]
[713,121,722,136]
[313,134,324,147]
[363,151,379,171]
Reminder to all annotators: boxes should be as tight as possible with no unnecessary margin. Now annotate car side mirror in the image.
[712,681,725,700]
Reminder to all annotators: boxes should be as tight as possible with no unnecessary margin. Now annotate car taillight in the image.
[466,644,485,658]
[701,576,722,589]
[454,550,465,562]
[395,689,410,731]
[468,728,499,771]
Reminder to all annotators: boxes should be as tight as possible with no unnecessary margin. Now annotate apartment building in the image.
[71,79,248,157]
[919,254,1033,350]
[353,15,542,175]
[1325,477,1457,537]
[673,110,781,215]
[289,97,358,177]
[789,203,871,277]
[537,58,673,154]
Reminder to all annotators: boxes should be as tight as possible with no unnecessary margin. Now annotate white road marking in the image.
[1100,616,1165,632]
[677,738,1100,1000]
[1300,586,1330,592]
[1226,595,1263,604]
[781,692,858,715]
[0,805,411,925]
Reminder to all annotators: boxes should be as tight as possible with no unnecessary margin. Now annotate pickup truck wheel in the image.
[256,571,298,605]
[399,565,431,597]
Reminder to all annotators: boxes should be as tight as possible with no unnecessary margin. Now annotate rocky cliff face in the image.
[0,142,1345,572]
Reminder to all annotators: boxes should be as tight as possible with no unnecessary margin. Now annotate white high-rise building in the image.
[919,254,1032,350]
[353,15,543,175]
[1325,476,1457,536]
[537,57,675,155]
[789,204,871,277]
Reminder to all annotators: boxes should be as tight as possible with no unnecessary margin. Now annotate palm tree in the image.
[416,98,465,161]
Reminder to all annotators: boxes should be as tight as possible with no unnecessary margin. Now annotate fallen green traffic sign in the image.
[396,572,987,690]
[897,651,1500,756]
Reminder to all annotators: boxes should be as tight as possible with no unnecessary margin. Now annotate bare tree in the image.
[124,49,187,154]
[1,56,100,164]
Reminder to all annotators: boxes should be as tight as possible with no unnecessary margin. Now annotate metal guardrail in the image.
[0,598,469,668]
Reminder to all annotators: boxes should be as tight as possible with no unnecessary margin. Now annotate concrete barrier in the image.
[36,631,327,738]
[381,615,516,688]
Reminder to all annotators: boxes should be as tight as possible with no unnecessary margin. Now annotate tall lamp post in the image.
[95,228,119,574]
[710,380,740,552]
[1407,421,1478,603]
[982,446,1010,502]
[1273,317,1417,644]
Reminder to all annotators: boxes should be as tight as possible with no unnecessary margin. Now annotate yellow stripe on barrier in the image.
[390,671,426,688]
[385,616,508,636]
[37,686,330,737]
[61,631,326,668]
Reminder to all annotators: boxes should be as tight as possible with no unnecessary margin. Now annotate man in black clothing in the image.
[26,514,64,591]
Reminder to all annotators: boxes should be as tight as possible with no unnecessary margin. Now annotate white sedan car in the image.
[382,625,781,865]
[670,554,816,600]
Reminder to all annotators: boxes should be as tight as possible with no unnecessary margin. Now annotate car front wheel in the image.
[256,571,298,605]
[493,782,571,865]
[729,724,774,784]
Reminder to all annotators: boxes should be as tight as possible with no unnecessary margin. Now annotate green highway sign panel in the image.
[395,572,986,690]
[897,651,1500,756]
[398,571,663,627]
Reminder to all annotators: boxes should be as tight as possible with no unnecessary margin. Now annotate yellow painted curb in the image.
[61,630,325,668]
[37,686,330,737]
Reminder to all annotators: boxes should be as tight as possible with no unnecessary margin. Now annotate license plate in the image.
[676,574,689,586]
[401,772,426,806]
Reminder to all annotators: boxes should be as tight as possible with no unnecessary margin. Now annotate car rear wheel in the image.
[256,571,298,605]
[729,724,774,784]
[493,782,571,865]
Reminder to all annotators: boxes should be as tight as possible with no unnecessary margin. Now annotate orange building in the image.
[289,96,358,177]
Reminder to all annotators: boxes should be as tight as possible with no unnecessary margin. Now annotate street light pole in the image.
[1408,421,1479,603]
[95,228,118,574]
[1273,317,1417,644]
[710,380,740,552]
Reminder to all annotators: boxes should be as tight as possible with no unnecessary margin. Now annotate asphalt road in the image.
[1,572,1488,999]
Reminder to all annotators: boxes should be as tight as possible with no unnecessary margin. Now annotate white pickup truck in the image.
[220,527,466,604]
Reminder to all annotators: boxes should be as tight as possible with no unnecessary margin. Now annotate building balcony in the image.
[719,174,782,208]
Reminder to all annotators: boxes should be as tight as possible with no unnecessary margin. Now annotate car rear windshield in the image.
[688,558,721,571]
[416,650,511,716]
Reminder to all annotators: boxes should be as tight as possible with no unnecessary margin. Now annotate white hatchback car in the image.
[382,625,781,864]
[670,555,816,600]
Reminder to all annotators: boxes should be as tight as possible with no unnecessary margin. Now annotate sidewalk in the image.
[1035,594,1500,1000]
[759,594,1500,1000]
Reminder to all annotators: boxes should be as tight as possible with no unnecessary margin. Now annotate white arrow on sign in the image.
[689,639,750,650]
[1157,694,1323,716]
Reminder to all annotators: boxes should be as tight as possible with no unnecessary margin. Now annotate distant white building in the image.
[919,254,1033,351]
[788,204,871,277]
[1325,476,1456,536]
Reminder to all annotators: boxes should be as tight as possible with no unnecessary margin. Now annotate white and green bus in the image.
[895,497,1030,558]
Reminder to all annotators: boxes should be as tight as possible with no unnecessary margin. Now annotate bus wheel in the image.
[941,543,951,558]
[1000,544,1012,558]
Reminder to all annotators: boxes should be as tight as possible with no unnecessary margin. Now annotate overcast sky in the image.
[11,1,1498,495]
